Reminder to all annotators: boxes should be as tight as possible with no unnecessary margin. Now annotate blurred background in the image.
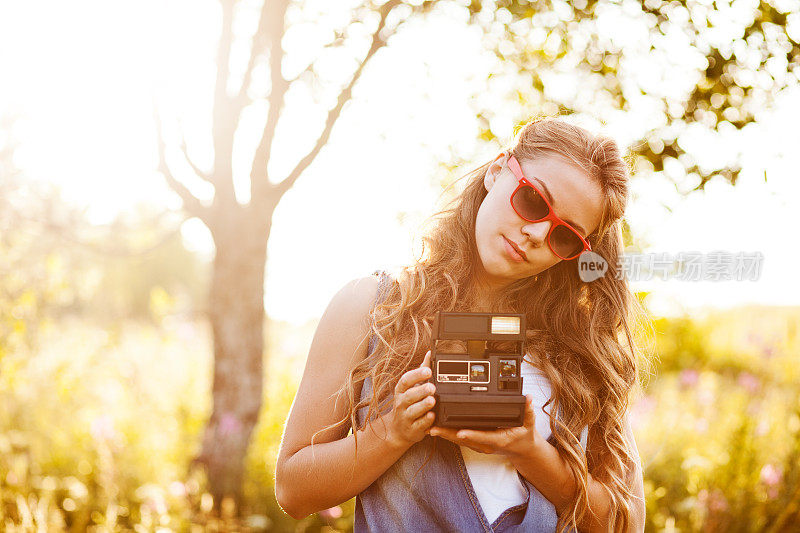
[1,0,798,531]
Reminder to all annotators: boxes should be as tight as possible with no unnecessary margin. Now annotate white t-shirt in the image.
[459,359,557,524]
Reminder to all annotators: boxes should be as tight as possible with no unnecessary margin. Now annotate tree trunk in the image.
[159,0,425,514]
[195,209,270,513]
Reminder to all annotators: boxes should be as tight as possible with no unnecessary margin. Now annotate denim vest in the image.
[353,270,588,532]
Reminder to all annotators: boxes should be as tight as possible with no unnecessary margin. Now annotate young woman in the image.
[275,116,647,532]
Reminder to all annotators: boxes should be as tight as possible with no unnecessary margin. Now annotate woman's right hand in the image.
[384,350,436,450]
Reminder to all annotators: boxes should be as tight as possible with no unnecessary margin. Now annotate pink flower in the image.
[168,481,187,498]
[737,372,760,394]
[90,414,118,442]
[697,488,728,513]
[679,369,700,389]
[629,396,655,430]
[318,506,343,520]
[707,489,728,513]
[760,464,783,487]
[219,413,242,437]
[697,388,714,407]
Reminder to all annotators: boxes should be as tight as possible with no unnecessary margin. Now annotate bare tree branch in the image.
[247,1,371,207]
[268,0,406,201]
[285,59,316,88]
[239,6,359,112]
[284,23,352,87]
[153,106,209,222]
[248,0,291,204]
[232,0,273,116]
[211,0,238,209]
[180,137,213,183]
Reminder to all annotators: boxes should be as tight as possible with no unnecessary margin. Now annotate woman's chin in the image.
[484,259,522,281]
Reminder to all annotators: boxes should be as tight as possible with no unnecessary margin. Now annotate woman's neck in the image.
[469,263,517,310]
[469,278,511,312]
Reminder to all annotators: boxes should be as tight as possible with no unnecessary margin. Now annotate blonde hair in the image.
[318,115,651,532]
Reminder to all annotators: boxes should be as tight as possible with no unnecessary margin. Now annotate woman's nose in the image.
[521,221,551,247]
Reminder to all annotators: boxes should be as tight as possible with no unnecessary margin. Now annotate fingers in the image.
[395,363,432,396]
[455,429,485,444]
[431,426,479,441]
[412,410,436,430]
[523,395,536,426]
[430,426,503,446]
[399,382,436,408]
[421,349,432,370]
[428,426,458,440]
[405,394,436,419]
[428,427,490,453]
[385,351,439,448]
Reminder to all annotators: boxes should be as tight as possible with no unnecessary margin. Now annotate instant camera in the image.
[429,311,527,429]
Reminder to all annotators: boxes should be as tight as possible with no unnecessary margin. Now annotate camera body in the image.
[429,311,526,429]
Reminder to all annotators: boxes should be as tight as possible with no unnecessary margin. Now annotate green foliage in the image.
[466,0,800,193]
[637,372,800,531]
[0,319,214,530]
[2,297,799,531]
[83,226,207,323]
[648,306,800,384]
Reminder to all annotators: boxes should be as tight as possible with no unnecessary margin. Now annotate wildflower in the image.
[168,481,187,498]
[90,414,118,442]
[760,464,783,487]
[679,369,699,389]
[696,387,714,407]
[761,464,783,499]
[708,489,728,513]
[219,413,242,436]
[737,372,760,394]
[629,396,655,430]
[319,506,343,520]
[698,488,728,513]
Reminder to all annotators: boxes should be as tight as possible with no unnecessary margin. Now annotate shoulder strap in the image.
[370,269,394,307]
[367,269,393,356]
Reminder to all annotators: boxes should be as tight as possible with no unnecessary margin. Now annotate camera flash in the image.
[491,316,520,334]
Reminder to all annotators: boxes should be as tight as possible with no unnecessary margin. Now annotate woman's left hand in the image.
[428,394,543,460]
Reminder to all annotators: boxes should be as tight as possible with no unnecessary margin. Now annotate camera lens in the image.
[499,359,518,378]
[469,363,489,383]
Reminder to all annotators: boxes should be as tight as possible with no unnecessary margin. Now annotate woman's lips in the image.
[503,236,527,262]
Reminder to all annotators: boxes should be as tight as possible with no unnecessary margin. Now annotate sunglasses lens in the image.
[550,225,584,259]
[511,185,549,221]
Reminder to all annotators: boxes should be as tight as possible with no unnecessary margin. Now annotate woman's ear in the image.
[483,151,508,192]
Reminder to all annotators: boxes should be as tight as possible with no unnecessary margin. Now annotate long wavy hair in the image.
[317,115,651,532]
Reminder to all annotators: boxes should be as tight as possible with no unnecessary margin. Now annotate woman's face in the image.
[473,151,604,294]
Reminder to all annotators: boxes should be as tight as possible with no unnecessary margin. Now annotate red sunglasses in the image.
[505,155,592,261]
